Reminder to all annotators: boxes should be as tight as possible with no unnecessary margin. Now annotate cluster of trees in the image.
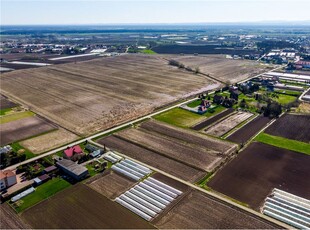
[262,101,282,118]
[168,59,200,74]
[0,151,26,169]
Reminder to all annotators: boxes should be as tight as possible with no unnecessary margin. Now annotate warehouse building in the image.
[56,159,88,181]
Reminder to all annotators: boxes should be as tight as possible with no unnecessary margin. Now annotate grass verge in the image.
[255,133,310,155]
[0,111,34,124]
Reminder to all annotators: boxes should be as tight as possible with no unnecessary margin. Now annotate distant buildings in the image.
[0,170,17,191]
[294,61,310,70]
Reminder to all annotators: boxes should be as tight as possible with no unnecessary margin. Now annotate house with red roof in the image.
[63,145,85,162]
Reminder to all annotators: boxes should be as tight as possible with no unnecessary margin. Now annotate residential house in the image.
[63,145,85,162]
[0,170,17,191]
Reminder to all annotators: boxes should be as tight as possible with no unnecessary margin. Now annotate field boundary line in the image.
[90,140,290,229]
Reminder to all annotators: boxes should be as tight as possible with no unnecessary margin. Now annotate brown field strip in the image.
[153,189,279,229]
[208,142,310,210]
[0,116,57,146]
[265,113,310,143]
[21,183,154,229]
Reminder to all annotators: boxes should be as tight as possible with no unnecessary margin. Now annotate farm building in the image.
[0,170,17,191]
[56,159,88,181]
[43,165,57,174]
[33,174,51,185]
[63,145,85,162]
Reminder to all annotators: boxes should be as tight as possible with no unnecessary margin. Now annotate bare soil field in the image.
[153,189,278,229]
[0,54,218,136]
[0,203,29,229]
[19,128,78,154]
[21,183,154,229]
[114,120,237,172]
[265,113,310,143]
[0,94,17,109]
[227,115,271,144]
[205,111,253,137]
[98,135,206,183]
[87,169,136,199]
[140,120,234,153]
[0,116,57,146]
[297,102,310,113]
[208,142,310,210]
[191,108,234,130]
[163,55,271,83]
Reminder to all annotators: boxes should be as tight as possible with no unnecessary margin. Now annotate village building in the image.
[63,145,85,162]
[56,158,88,181]
[0,170,17,191]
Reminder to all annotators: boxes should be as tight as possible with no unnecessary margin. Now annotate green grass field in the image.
[255,133,310,155]
[139,49,156,54]
[0,111,34,124]
[10,142,36,159]
[0,108,14,116]
[187,99,202,108]
[13,177,71,213]
[276,94,297,105]
[154,107,205,128]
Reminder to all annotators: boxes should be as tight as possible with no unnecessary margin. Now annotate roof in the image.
[33,178,42,184]
[64,145,83,158]
[44,165,57,173]
[0,170,15,180]
[56,159,88,177]
[38,174,50,181]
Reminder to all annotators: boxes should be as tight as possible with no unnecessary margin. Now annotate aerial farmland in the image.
[1,4,310,229]
[0,55,220,136]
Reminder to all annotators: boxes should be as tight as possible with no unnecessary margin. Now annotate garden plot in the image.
[205,111,253,137]
[87,169,137,199]
[115,177,183,221]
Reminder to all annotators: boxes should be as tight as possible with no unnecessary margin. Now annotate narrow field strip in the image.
[0,111,34,124]
[255,133,310,155]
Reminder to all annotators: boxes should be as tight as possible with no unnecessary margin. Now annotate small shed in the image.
[44,165,57,174]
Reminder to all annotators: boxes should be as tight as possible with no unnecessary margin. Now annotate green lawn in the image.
[10,142,36,160]
[276,94,297,105]
[274,89,302,97]
[154,107,205,128]
[0,111,34,124]
[187,99,202,108]
[255,133,310,155]
[139,49,156,54]
[204,106,226,118]
[0,108,14,116]
[13,177,71,213]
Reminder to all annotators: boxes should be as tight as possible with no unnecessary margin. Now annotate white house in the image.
[0,170,17,191]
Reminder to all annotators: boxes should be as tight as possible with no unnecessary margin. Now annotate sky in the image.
[1,0,310,25]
